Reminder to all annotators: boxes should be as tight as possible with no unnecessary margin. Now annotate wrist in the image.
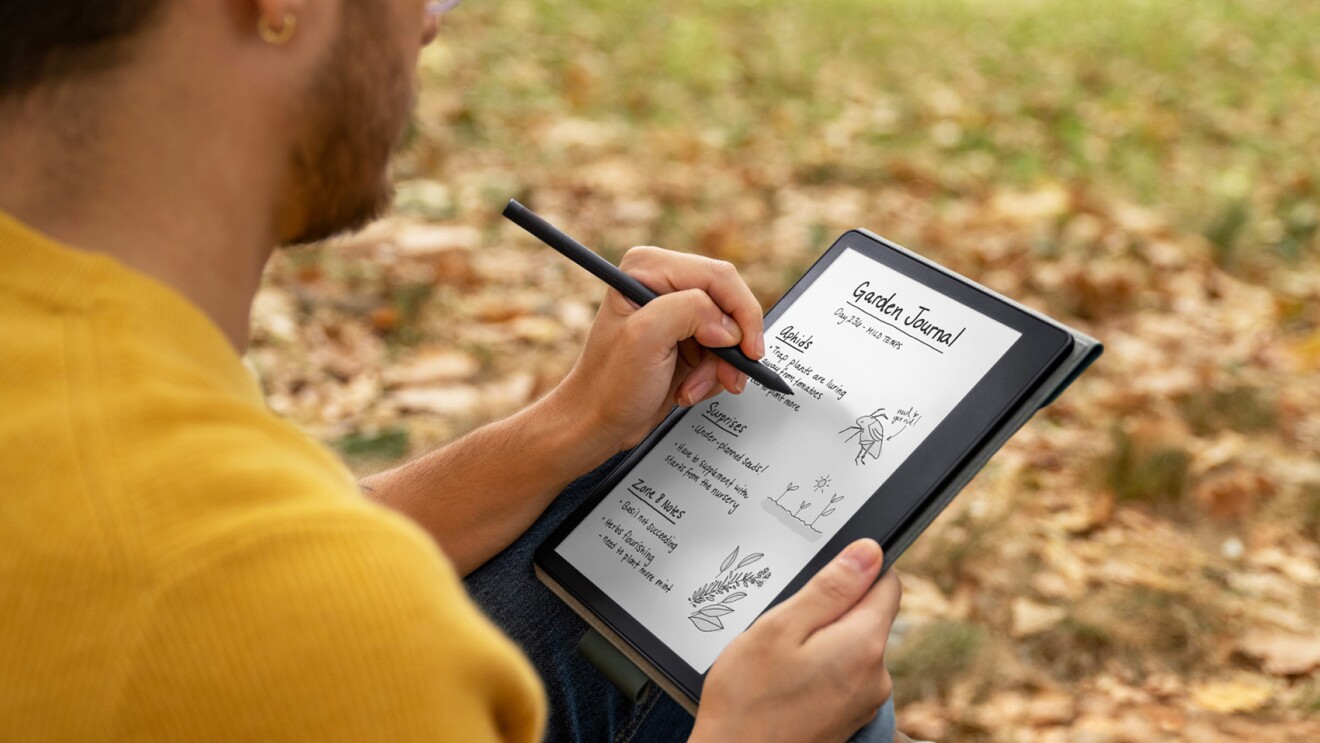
[529,379,621,481]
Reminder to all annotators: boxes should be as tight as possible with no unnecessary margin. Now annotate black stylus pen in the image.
[502,199,794,396]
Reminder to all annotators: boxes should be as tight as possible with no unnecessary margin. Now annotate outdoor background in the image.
[248,1,1320,740]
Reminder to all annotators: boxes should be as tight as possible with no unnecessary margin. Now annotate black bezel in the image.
[534,230,1073,706]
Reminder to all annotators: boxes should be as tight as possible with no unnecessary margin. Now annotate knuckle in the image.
[620,245,659,268]
[710,258,738,277]
[683,288,713,315]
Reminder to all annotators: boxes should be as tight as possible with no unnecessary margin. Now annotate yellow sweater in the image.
[0,212,546,741]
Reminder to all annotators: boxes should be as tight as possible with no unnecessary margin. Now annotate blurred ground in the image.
[247,1,1320,740]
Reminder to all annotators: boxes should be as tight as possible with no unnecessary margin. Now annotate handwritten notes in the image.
[556,248,1022,671]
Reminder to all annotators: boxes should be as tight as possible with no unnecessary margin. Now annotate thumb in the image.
[777,539,883,640]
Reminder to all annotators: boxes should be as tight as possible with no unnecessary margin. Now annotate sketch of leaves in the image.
[690,614,724,632]
[723,592,747,603]
[736,553,763,569]
[821,508,836,518]
[830,494,844,504]
[700,605,735,617]
[720,547,739,573]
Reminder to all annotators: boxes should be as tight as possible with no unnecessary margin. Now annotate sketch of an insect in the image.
[840,408,888,465]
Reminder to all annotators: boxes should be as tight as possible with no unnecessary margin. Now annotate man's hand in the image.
[690,539,902,743]
[361,245,765,574]
[552,246,767,456]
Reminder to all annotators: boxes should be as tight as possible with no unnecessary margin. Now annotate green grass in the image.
[1179,383,1278,436]
[334,427,411,469]
[1104,425,1192,506]
[889,619,988,705]
[417,0,1319,273]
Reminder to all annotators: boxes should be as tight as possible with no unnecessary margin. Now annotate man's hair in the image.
[0,1,164,100]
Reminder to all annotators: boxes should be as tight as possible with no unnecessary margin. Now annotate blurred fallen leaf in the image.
[392,224,478,286]
[383,350,480,388]
[1291,329,1320,371]
[394,179,453,220]
[1250,546,1320,585]
[474,298,529,324]
[393,386,482,417]
[895,699,948,742]
[699,219,750,263]
[1190,465,1276,522]
[1011,597,1068,638]
[394,224,480,255]
[1239,631,1320,676]
[510,315,568,344]
[1189,675,1274,714]
[891,573,954,622]
[1025,689,1076,726]
[369,306,401,333]
[1057,488,1114,535]
[988,184,1070,225]
[481,372,537,412]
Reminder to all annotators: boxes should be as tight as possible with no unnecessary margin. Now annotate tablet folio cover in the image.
[537,229,1103,713]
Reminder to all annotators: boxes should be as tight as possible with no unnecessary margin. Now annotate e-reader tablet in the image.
[534,229,1102,712]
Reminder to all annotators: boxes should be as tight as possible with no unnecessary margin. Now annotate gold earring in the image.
[258,12,297,45]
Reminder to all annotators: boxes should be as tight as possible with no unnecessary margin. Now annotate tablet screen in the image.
[554,247,1022,672]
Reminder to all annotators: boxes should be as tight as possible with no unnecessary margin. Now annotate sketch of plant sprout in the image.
[688,546,772,632]
[764,480,847,537]
[840,408,888,466]
[772,482,800,505]
[809,494,845,528]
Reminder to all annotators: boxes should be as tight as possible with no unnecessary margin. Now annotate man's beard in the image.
[282,6,414,246]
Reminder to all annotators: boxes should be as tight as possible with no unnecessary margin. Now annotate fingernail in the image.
[755,334,765,359]
[840,540,880,572]
[684,379,713,405]
[721,315,741,345]
[735,373,748,393]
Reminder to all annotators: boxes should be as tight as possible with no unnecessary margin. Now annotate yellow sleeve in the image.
[114,509,546,743]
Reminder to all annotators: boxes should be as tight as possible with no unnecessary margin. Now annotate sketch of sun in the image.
[813,475,832,493]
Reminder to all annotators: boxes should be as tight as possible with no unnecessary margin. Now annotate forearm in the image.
[362,248,768,577]
[360,392,616,576]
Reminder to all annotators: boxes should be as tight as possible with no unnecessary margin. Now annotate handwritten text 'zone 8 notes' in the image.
[557,248,1022,672]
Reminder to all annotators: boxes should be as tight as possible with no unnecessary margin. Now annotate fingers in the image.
[769,539,884,641]
[829,568,902,640]
[625,288,742,363]
[715,358,746,395]
[677,355,720,407]
[678,355,747,407]
[620,247,765,360]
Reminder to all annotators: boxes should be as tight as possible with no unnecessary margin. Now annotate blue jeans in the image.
[465,454,896,743]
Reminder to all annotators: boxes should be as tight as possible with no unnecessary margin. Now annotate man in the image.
[0,1,903,741]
